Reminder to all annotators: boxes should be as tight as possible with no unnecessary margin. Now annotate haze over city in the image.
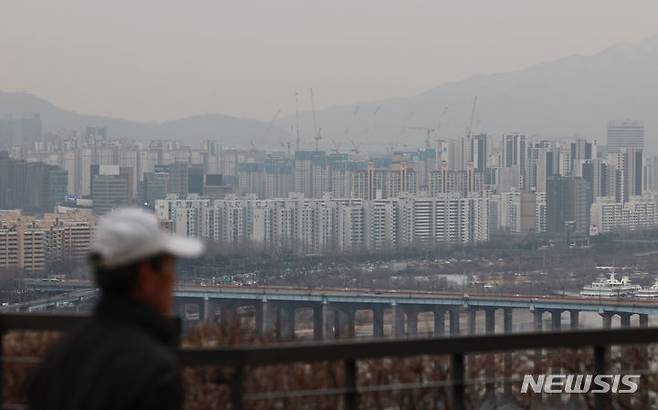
[3,0,658,122]
[5,2,658,409]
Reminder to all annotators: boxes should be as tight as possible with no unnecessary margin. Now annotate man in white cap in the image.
[30,208,204,410]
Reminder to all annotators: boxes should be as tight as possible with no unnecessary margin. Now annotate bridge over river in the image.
[16,280,658,339]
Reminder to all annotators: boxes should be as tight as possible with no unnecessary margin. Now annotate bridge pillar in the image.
[406,307,418,336]
[448,308,460,335]
[278,304,296,340]
[601,312,612,329]
[485,308,495,334]
[532,309,543,331]
[335,307,355,339]
[255,299,274,336]
[639,313,649,327]
[433,308,445,336]
[220,302,237,327]
[392,304,405,337]
[202,297,210,322]
[569,310,579,329]
[467,308,477,335]
[373,306,385,338]
[503,308,513,333]
[619,312,631,328]
[550,310,562,331]
[313,302,329,340]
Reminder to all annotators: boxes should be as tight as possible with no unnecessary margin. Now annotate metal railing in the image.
[1,313,658,410]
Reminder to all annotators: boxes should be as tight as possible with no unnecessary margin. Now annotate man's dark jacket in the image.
[29,296,183,410]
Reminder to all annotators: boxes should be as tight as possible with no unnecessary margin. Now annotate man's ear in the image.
[132,262,153,298]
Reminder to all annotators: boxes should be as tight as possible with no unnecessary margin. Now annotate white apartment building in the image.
[156,193,489,256]
[591,196,658,233]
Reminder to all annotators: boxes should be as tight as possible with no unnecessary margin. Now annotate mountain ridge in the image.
[281,34,658,154]
[0,91,290,147]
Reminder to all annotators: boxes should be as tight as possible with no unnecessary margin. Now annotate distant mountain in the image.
[0,91,290,147]
[283,34,658,154]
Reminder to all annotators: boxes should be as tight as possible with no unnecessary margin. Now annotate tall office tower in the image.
[45,166,69,211]
[0,153,68,213]
[143,170,169,208]
[0,114,42,150]
[607,120,644,153]
[546,176,592,235]
[188,164,205,195]
[471,134,488,171]
[91,165,130,215]
[167,162,189,197]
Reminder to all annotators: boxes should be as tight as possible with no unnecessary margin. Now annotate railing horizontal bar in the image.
[0,314,88,331]
[177,327,658,367]
[3,313,658,369]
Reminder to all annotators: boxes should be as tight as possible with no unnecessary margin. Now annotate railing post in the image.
[450,352,465,410]
[231,365,244,410]
[593,345,607,410]
[344,359,358,410]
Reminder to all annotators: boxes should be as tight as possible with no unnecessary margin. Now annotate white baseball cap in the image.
[90,207,204,269]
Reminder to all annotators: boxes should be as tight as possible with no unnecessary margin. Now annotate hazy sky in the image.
[2,0,658,122]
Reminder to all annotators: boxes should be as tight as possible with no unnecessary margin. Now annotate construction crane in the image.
[409,126,436,149]
[328,137,342,154]
[350,139,361,156]
[309,88,322,151]
[465,96,478,139]
[294,91,301,151]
